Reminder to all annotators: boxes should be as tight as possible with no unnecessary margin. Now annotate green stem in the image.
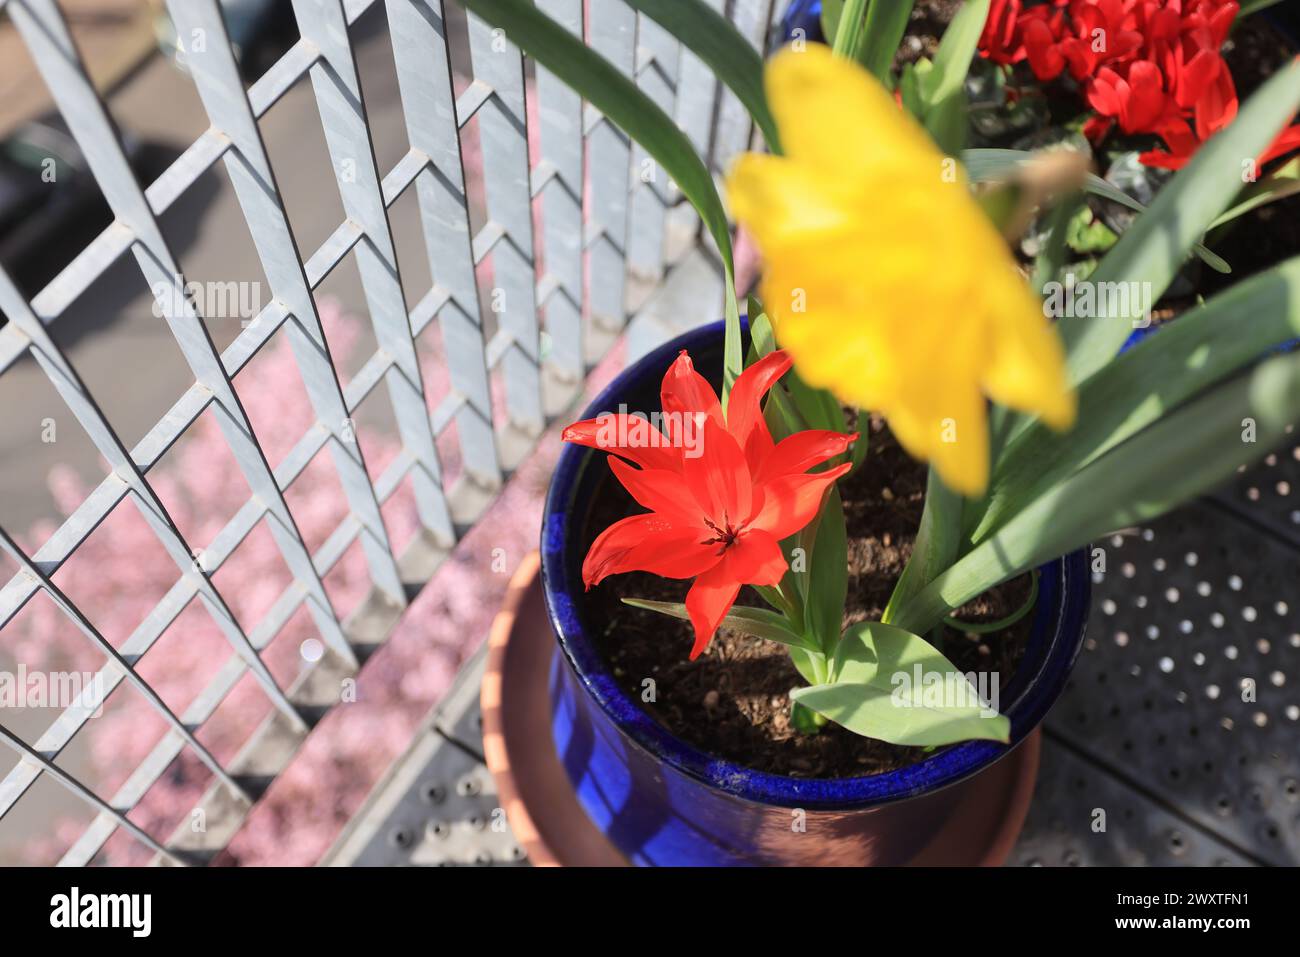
[777,579,805,634]
[832,0,871,60]
[859,0,915,86]
[755,584,793,619]
[720,266,743,413]
[1032,193,1080,296]
[883,466,962,624]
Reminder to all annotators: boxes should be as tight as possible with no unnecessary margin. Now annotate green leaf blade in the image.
[972,255,1300,545]
[917,0,989,153]
[897,347,1300,635]
[458,0,743,405]
[884,467,961,623]
[791,621,1010,746]
[624,0,779,153]
[860,0,916,86]
[805,486,848,655]
[621,598,817,652]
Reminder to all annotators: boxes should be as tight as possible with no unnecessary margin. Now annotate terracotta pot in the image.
[530,321,1090,866]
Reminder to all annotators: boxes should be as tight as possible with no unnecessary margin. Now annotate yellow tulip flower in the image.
[726,44,1075,496]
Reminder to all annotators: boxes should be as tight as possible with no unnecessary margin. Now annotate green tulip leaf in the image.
[790,621,1011,746]
[621,598,818,653]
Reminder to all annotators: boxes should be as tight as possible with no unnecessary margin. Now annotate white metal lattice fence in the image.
[0,0,788,864]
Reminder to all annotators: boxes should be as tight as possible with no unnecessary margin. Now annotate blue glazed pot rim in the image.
[541,321,1091,810]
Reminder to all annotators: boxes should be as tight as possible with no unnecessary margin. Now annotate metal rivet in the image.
[421,782,448,805]
[1168,831,1187,855]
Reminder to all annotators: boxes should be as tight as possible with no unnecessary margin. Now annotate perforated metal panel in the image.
[1033,499,1299,865]
[322,647,526,866]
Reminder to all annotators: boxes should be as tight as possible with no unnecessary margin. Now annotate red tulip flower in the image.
[980,0,1033,67]
[1022,14,1067,80]
[980,0,1070,71]
[1062,0,1144,80]
[563,350,855,659]
[1086,60,1181,134]
[976,0,1290,170]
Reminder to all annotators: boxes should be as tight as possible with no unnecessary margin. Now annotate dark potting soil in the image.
[894,0,961,70]
[579,416,1032,779]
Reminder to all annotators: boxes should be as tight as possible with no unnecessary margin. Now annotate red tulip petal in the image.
[1124,60,1168,133]
[684,567,741,660]
[754,430,858,486]
[748,462,851,541]
[1209,3,1239,47]
[1177,48,1220,109]
[582,513,719,588]
[683,416,753,528]
[724,528,788,587]
[1157,117,1199,155]
[1060,38,1092,81]
[660,351,724,448]
[726,350,792,471]
[1023,18,1065,80]
[607,458,703,527]
[1086,69,1123,118]
[1138,148,1189,170]
[1082,114,1114,144]
[1112,31,1144,61]
[562,415,680,472]
[1260,124,1300,166]
[1195,70,1237,141]
[682,529,789,659]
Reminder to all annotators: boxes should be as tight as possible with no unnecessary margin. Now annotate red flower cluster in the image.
[979,0,1300,169]
[564,351,854,659]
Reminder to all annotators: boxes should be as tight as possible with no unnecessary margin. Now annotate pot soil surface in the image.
[580,416,1033,779]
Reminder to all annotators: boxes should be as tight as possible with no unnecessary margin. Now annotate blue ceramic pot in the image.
[779,0,825,46]
[540,321,1091,866]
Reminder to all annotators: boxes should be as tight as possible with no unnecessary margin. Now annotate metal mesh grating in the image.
[0,0,789,865]
[1041,497,1300,865]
